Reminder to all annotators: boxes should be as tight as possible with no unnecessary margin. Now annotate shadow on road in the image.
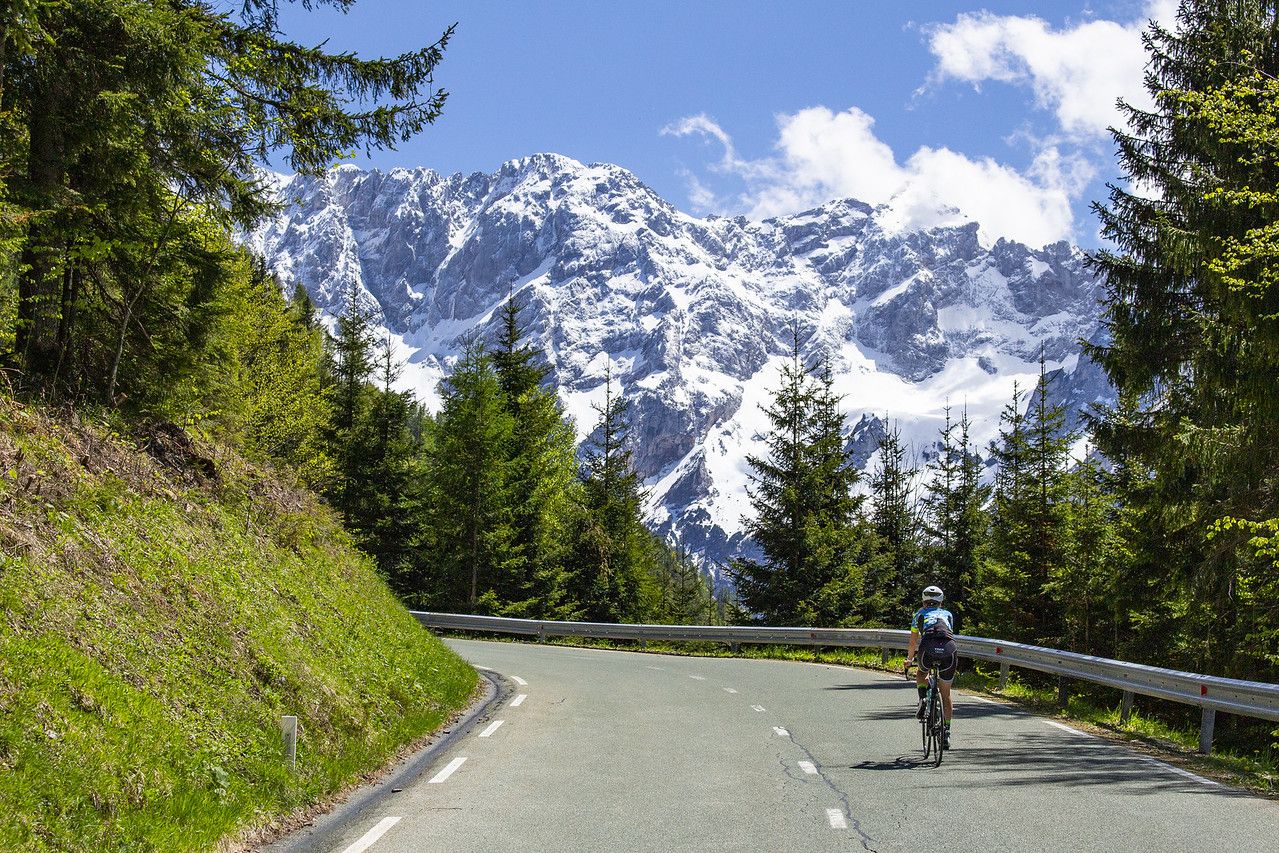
[823,682,914,691]
[833,731,1248,798]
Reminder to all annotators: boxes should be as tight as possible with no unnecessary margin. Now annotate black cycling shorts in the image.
[919,633,958,683]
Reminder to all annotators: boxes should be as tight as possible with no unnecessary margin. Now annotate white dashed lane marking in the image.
[773,727,790,737]
[827,809,848,829]
[340,816,401,853]
[428,757,467,784]
[479,720,504,738]
[798,760,818,775]
[689,675,706,681]
[511,694,527,707]
[645,665,664,671]
[511,675,528,686]
[751,705,766,712]
[723,687,738,694]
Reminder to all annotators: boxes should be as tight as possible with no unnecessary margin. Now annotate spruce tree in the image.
[491,295,579,618]
[1086,1,1279,676]
[5,0,452,403]
[921,405,988,626]
[982,362,1073,644]
[427,340,515,611]
[731,343,875,626]
[865,420,922,624]
[565,369,653,622]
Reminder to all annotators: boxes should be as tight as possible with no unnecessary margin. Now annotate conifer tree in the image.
[918,406,990,630]
[864,420,922,623]
[565,369,653,622]
[731,342,876,626]
[1086,1,1279,676]
[4,0,452,403]
[427,340,515,611]
[982,362,1073,644]
[491,295,579,618]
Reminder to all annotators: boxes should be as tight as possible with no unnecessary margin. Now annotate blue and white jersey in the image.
[911,605,955,638]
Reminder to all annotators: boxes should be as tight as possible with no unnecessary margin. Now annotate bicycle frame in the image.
[910,661,946,766]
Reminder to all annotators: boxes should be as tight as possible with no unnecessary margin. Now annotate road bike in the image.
[906,659,945,767]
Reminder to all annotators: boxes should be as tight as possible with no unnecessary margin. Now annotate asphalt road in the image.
[307,639,1279,852]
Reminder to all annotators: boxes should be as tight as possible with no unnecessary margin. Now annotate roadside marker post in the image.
[281,715,298,769]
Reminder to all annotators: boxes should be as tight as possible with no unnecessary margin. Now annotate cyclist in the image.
[904,584,957,748]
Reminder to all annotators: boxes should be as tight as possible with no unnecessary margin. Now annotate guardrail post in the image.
[1199,708,1215,754]
[280,715,297,769]
[1057,677,1068,708]
[1120,691,1134,724]
[998,661,1010,689]
[880,648,890,666]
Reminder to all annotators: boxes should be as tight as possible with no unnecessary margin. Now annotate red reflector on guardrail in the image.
[1201,685,1208,696]
[995,646,1003,654]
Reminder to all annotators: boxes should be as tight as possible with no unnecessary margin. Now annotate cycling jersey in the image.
[911,605,955,638]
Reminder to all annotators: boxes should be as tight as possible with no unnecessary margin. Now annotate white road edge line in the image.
[428,757,467,784]
[689,675,706,680]
[723,687,738,694]
[511,675,528,686]
[1141,757,1222,787]
[798,760,818,775]
[968,695,1001,705]
[511,693,527,707]
[773,727,790,737]
[751,705,766,712]
[1045,720,1097,739]
[826,809,848,829]
[479,720,504,738]
[645,665,664,670]
[341,816,402,853]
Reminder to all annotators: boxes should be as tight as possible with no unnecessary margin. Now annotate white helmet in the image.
[922,585,944,603]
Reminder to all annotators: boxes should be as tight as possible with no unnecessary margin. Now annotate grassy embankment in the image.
[0,398,478,851]
[468,633,1277,794]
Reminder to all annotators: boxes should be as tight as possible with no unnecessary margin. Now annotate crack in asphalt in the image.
[780,730,880,852]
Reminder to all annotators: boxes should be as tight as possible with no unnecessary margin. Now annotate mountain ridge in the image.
[249,153,1112,568]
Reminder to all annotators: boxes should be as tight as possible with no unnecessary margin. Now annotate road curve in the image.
[307,639,1279,852]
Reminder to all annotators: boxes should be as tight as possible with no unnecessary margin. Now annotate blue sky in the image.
[276,0,1176,248]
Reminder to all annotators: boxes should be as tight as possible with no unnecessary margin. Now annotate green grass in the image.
[463,633,1278,796]
[0,400,478,851]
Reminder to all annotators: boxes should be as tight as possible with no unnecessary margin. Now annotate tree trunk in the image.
[16,77,66,388]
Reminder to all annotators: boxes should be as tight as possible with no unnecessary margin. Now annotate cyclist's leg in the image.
[937,639,958,744]
[914,652,928,718]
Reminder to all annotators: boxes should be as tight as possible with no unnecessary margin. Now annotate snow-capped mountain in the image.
[248,153,1112,568]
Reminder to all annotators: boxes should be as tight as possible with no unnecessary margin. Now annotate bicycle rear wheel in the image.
[930,689,944,767]
[936,695,946,767]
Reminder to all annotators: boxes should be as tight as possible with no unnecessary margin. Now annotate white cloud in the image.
[661,3,1175,247]
[924,1,1177,139]
[664,107,1090,248]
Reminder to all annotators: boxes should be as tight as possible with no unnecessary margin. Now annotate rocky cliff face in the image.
[249,153,1112,570]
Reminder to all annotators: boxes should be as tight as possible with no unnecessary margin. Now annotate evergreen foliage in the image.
[731,342,879,626]
[566,369,655,622]
[863,420,923,623]
[1087,0,1279,679]
[920,405,988,626]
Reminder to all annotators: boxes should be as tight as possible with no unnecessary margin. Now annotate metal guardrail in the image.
[411,611,1279,753]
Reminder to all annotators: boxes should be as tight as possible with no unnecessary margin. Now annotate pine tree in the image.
[864,420,922,624]
[1086,1,1279,676]
[982,362,1073,644]
[5,0,452,403]
[731,342,876,626]
[565,369,654,622]
[921,405,988,626]
[427,340,515,611]
[491,294,579,618]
